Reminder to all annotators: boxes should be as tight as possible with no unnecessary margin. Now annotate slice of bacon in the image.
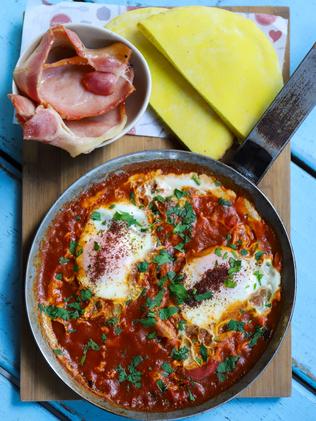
[9,94,127,157]
[13,25,134,119]
[8,94,35,123]
[39,63,134,120]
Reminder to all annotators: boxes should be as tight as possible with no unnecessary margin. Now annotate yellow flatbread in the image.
[107,8,233,159]
[139,6,283,138]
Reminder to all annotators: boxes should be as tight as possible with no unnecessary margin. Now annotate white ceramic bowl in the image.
[12,24,151,150]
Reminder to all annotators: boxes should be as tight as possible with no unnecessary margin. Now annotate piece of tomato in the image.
[185,360,218,381]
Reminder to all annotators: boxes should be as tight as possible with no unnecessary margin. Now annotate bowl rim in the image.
[12,23,152,150]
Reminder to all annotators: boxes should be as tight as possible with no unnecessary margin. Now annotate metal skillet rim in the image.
[25,149,296,420]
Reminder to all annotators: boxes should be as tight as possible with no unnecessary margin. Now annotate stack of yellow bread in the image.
[107,7,283,159]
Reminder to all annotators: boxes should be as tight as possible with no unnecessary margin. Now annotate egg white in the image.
[181,248,280,332]
[132,172,236,202]
[76,202,153,301]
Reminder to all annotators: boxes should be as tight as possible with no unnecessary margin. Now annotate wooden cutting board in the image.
[21,6,291,402]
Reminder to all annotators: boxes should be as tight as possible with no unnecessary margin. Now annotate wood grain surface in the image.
[21,6,291,402]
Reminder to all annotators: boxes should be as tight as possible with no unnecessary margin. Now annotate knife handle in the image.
[228,42,316,185]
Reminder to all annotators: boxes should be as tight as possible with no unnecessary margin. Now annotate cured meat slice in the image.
[39,63,134,120]
[9,94,127,157]
[8,94,35,123]
[13,25,134,119]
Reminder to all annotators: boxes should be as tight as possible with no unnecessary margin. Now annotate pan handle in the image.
[227,43,316,185]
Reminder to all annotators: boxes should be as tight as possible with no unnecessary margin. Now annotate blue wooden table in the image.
[1,0,316,419]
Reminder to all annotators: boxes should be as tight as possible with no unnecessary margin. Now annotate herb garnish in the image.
[153,249,174,266]
[255,250,265,261]
[156,379,167,392]
[218,198,232,207]
[214,247,222,257]
[91,211,101,221]
[69,240,77,255]
[169,282,188,304]
[113,211,141,227]
[174,188,187,199]
[200,344,208,362]
[116,355,143,388]
[254,270,264,285]
[59,257,69,265]
[129,191,136,205]
[191,174,201,185]
[226,320,245,333]
[53,349,63,355]
[216,355,239,382]
[137,261,149,272]
[55,273,62,281]
[80,339,100,365]
[240,249,248,256]
[249,326,266,347]
[93,241,100,251]
[171,346,189,361]
[80,288,92,301]
[159,306,178,320]
[194,291,213,302]
[146,288,165,309]
[146,331,157,340]
[161,362,174,376]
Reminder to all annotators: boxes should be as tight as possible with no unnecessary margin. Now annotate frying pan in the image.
[25,44,316,419]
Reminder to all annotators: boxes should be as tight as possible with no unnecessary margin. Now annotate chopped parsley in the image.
[73,263,79,272]
[228,258,242,275]
[146,331,157,340]
[109,204,116,209]
[137,261,149,272]
[153,195,165,203]
[76,246,83,257]
[53,349,63,355]
[174,188,187,199]
[161,362,173,376]
[114,326,122,336]
[129,191,136,205]
[194,291,213,302]
[159,306,178,320]
[178,320,186,332]
[80,288,92,301]
[38,303,82,320]
[249,326,266,347]
[254,270,264,285]
[174,242,185,253]
[139,316,156,327]
[216,355,240,382]
[55,273,62,281]
[214,247,222,257]
[113,210,141,227]
[116,355,143,388]
[226,320,245,333]
[156,379,167,392]
[224,278,237,288]
[255,250,265,261]
[218,198,232,207]
[188,388,196,401]
[91,211,101,221]
[146,288,165,309]
[93,241,100,251]
[69,240,77,255]
[106,316,119,326]
[58,256,69,265]
[80,339,100,365]
[200,344,208,362]
[169,282,188,304]
[101,333,107,342]
[153,249,174,266]
[171,346,189,361]
[191,174,201,185]
[240,249,248,256]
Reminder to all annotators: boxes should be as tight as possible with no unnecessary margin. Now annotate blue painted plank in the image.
[0,164,21,378]
[0,374,57,421]
[1,0,316,166]
[291,162,316,387]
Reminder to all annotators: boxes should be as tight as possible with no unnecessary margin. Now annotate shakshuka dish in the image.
[36,162,281,411]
